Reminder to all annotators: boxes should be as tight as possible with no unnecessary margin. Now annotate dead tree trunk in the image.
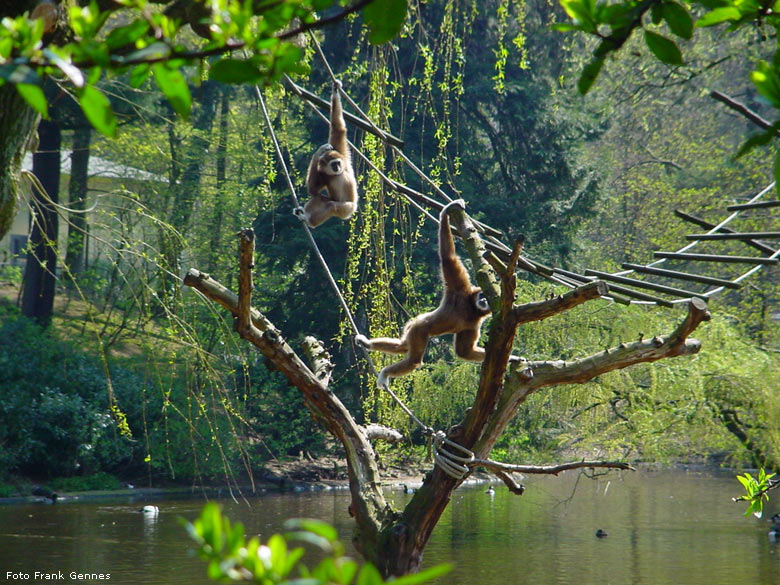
[184,209,710,577]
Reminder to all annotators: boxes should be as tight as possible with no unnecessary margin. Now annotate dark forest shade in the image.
[22,119,61,328]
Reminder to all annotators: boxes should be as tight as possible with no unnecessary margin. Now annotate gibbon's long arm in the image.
[329,82,348,158]
[439,202,470,292]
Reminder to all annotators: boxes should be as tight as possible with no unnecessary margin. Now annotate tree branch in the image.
[511,280,608,326]
[474,298,710,457]
[278,0,375,39]
[472,458,634,476]
[183,236,389,560]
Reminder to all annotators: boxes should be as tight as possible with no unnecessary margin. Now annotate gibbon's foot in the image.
[355,334,370,349]
[377,370,390,389]
[508,354,525,363]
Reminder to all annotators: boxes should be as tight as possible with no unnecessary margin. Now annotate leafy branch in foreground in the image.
[733,468,779,518]
[185,503,450,584]
[555,0,780,181]
[0,0,408,136]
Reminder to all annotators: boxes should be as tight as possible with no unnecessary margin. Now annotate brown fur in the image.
[295,81,358,228]
[357,200,491,387]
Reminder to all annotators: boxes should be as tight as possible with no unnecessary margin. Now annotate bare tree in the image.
[184,207,709,577]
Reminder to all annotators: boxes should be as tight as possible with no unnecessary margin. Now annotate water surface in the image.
[1,468,778,584]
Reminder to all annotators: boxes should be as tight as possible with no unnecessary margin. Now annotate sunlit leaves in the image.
[152,63,191,118]
[105,19,150,50]
[734,469,777,518]
[186,504,449,584]
[751,61,780,108]
[0,0,410,135]
[696,6,741,27]
[16,82,48,117]
[364,0,408,44]
[78,85,117,137]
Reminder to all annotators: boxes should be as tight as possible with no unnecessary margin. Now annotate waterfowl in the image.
[595,529,608,538]
[139,505,159,515]
[485,486,495,495]
[402,484,415,494]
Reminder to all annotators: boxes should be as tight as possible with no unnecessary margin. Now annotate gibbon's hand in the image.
[441,198,466,216]
[377,369,390,389]
[333,79,343,92]
[355,334,370,349]
[508,354,524,363]
[293,207,306,220]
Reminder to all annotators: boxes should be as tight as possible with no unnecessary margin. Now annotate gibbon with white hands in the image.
[294,80,358,227]
[356,200,492,388]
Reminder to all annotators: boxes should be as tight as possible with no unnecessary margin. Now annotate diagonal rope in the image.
[251,82,435,438]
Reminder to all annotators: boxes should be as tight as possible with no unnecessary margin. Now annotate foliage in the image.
[0,0,409,135]
[47,471,122,492]
[186,503,451,584]
[733,468,777,517]
[0,311,136,477]
[555,0,780,184]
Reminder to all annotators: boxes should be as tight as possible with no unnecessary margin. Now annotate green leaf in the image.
[390,563,453,585]
[16,83,48,118]
[550,22,583,31]
[284,518,339,542]
[751,61,780,108]
[644,30,683,65]
[105,19,150,50]
[209,58,264,84]
[363,0,408,44]
[129,64,151,88]
[736,128,777,158]
[78,85,117,137]
[577,56,604,94]
[356,563,383,585]
[662,2,694,39]
[696,6,741,27]
[651,3,664,24]
[152,63,191,118]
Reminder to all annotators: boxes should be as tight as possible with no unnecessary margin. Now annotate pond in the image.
[1,468,778,584]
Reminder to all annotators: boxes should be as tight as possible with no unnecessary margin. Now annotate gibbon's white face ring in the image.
[325,158,343,175]
[475,292,489,312]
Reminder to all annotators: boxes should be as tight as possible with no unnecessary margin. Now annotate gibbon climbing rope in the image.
[252,72,477,480]
[251,83,443,441]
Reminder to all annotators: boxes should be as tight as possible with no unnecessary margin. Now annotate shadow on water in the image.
[1,468,779,585]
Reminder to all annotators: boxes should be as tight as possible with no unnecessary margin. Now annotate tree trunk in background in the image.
[0,86,40,241]
[158,82,219,305]
[22,119,61,328]
[65,125,91,278]
[207,87,230,273]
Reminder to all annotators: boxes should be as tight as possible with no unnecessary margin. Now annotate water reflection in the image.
[1,469,778,585]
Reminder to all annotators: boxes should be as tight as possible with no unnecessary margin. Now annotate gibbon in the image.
[356,199,492,387]
[294,80,358,228]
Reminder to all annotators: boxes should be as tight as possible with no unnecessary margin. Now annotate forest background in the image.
[1,0,779,496]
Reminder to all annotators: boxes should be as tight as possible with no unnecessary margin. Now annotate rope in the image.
[252,80,435,437]
[252,83,360,336]
[300,41,478,477]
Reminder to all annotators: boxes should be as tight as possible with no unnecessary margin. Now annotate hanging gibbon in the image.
[356,199,493,388]
[294,80,358,228]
